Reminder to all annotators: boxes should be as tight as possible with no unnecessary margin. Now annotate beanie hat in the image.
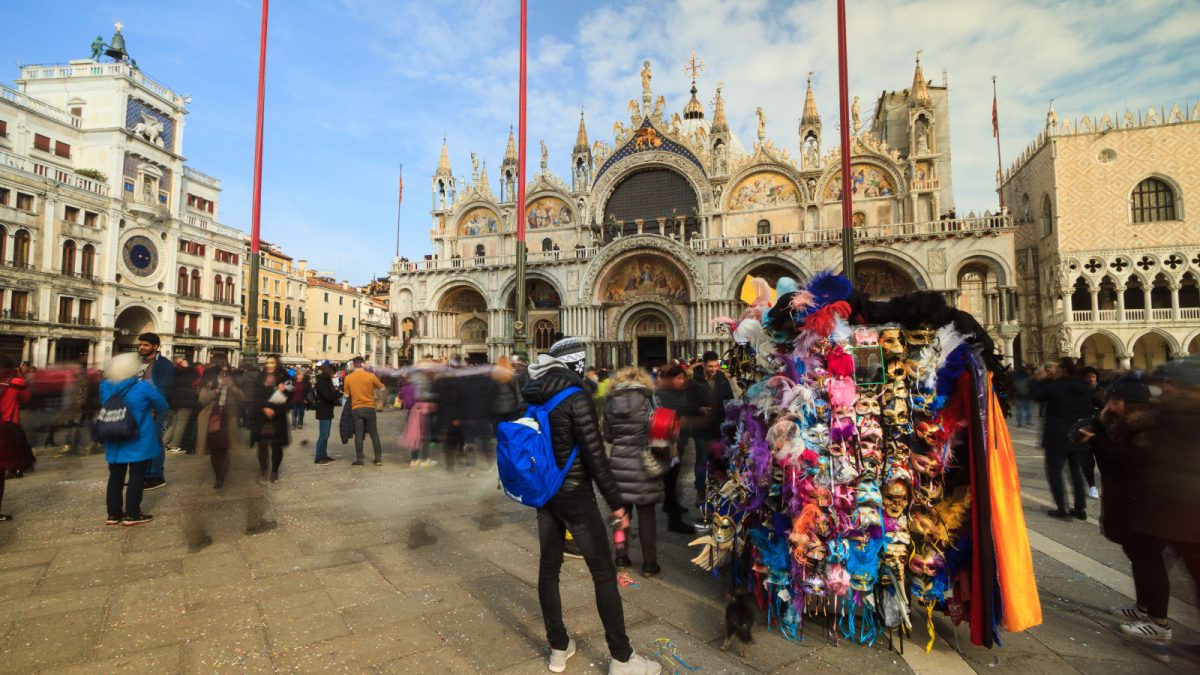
[549,337,587,375]
[1106,378,1151,404]
[1163,354,1200,388]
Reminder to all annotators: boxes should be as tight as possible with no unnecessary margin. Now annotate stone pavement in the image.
[0,409,1197,673]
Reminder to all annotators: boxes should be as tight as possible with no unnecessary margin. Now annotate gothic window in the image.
[225,277,235,302]
[1180,273,1200,308]
[1131,177,1176,223]
[1123,277,1146,309]
[603,168,699,240]
[756,220,771,236]
[533,319,555,351]
[1041,195,1053,237]
[190,269,201,298]
[13,229,30,267]
[214,275,224,302]
[461,317,488,343]
[81,244,95,278]
[177,266,189,294]
[542,238,553,252]
[61,240,76,275]
[1070,277,1090,312]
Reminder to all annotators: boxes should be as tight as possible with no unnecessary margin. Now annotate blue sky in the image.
[5,1,1198,284]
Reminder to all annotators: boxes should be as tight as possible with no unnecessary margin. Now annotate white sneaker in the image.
[1088,485,1100,499]
[609,651,662,675]
[1109,605,1148,621]
[1121,620,1172,641]
[548,638,575,673]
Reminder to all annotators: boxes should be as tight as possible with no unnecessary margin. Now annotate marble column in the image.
[1089,290,1099,322]
[1002,337,1015,366]
[1119,355,1132,370]
[1171,285,1181,320]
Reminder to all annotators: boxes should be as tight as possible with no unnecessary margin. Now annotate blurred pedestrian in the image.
[654,363,703,533]
[1030,358,1095,520]
[100,353,168,526]
[0,356,35,521]
[290,369,308,430]
[136,333,174,490]
[249,355,292,483]
[1010,364,1035,428]
[164,356,200,455]
[602,366,661,577]
[197,364,242,488]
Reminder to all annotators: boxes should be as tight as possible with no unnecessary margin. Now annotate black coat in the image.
[522,365,622,510]
[1090,409,1155,545]
[602,384,662,506]
[1030,377,1095,454]
[171,366,200,410]
[692,369,735,437]
[248,368,291,445]
[313,373,340,420]
[1131,396,1200,544]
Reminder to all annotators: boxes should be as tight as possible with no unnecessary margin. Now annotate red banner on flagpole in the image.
[398,165,404,204]
[992,94,999,138]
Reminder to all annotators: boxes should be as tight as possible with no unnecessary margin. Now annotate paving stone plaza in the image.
[0,410,1195,674]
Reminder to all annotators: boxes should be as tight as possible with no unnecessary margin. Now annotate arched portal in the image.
[508,279,563,354]
[854,259,918,300]
[734,262,800,302]
[439,286,488,363]
[1131,332,1171,371]
[1079,332,1120,370]
[1189,335,1200,355]
[114,306,156,354]
[602,168,699,242]
[620,307,677,369]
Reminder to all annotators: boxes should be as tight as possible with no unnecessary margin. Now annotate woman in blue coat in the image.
[100,353,169,526]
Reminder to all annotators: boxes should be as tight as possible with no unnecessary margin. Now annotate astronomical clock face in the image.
[122,235,159,277]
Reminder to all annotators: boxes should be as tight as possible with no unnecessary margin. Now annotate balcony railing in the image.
[58,315,97,326]
[1097,309,1118,321]
[1182,308,1200,320]
[183,166,221,189]
[2,310,36,321]
[909,179,941,191]
[0,84,81,128]
[0,149,109,196]
[184,215,244,240]
[1151,308,1172,320]
[1072,310,1091,322]
[60,269,97,280]
[689,215,1013,252]
[397,247,600,273]
[1124,309,1146,322]
[20,63,186,108]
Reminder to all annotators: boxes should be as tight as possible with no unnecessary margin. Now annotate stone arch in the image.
[114,304,157,353]
[430,278,490,311]
[1076,329,1123,368]
[616,300,684,340]
[723,255,810,300]
[587,151,712,228]
[1183,328,1200,355]
[817,159,904,203]
[949,252,1013,288]
[579,235,703,305]
[500,271,566,309]
[395,287,415,315]
[1127,327,1181,357]
[850,247,931,292]
[453,204,501,238]
[722,162,808,207]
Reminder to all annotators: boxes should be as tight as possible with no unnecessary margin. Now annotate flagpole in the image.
[836,0,855,281]
[244,0,269,364]
[395,164,403,258]
[993,76,1004,209]
[513,0,529,359]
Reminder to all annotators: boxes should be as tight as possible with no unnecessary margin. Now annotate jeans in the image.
[1045,452,1087,512]
[291,403,306,428]
[537,491,632,661]
[1081,450,1097,488]
[352,408,382,462]
[692,434,714,495]
[1015,398,1033,427]
[1122,532,1200,619]
[315,418,332,461]
[163,408,192,448]
[258,438,284,475]
[147,414,167,479]
[107,460,150,518]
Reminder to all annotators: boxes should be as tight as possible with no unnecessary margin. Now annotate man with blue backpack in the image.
[514,337,660,675]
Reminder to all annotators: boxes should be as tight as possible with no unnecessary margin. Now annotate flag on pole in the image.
[398,164,404,204]
[992,91,999,138]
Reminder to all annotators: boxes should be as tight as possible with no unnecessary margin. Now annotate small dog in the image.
[720,589,756,657]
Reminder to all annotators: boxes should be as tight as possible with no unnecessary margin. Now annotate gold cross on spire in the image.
[682,50,705,84]
[115,21,123,32]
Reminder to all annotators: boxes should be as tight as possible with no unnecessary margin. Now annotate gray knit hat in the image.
[549,337,587,375]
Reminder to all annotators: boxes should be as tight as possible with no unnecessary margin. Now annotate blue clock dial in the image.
[122,235,159,277]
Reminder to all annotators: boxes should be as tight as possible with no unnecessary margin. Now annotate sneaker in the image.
[1088,485,1100,499]
[122,513,153,526]
[563,539,584,559]
[166,447,185,454]
[143,477,166,491]
[1070,509,1087,520]
[421,459,439,467]
[548,638,576,673]
[316,457,337,465]
[1120,620,1172,641]
[609,651,662,675]
[1110,605,1149,621]
[373,460,383,466]
[409,460,421,467]
[269,471,279,483]
[352,460,365,467]
[105,515,123,526]
[641,563,662,578]
[1046,508,1069,519]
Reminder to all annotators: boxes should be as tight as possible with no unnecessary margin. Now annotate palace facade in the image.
[1001,98,1200,370]
[391,57,1018,367]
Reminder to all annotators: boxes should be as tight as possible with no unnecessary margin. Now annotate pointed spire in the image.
[1046,99,1058,130]
[910,51,931,106]
[683,83,705,120]
[802,73,820,125]
[711,83,728,133]
[477,159,492,195]
[502,126,517,166]
[435,135,452,176]
[574,109,589,152]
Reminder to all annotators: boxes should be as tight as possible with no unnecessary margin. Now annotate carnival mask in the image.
[712,515,737,544]
[886,358,908,381]
[803,576,828,597]
[879,328,906,356]
[916,420,946,448]
[855,506,882,529]
[857,482,882,507]
[883,541,910,584]
[908,546,945,577]
[882,399,909,427]
[911,453,943,477]
[857,418,883,442]
[831,456,860,485]
[905,328,937,347]
[885,438,911,459]
[854,327,879,346]
[855,396,881,417]
[813,486,833,508]
[914,479,944,505]
[882,480,911,518]
[909,392,931,416]
[859,440,883,464]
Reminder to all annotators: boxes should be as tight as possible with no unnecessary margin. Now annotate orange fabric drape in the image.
[986,373,1042,631]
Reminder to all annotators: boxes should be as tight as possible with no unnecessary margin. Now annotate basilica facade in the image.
[391,57,1018,367]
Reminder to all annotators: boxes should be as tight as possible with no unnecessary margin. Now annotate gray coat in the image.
[601,383,662,506]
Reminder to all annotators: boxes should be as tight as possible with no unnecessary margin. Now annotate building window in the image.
[324,292,329,302]
[338,315,343,331]
[65,205,80,222]
[1131,177,1177,223]
[81,245,95,278]
[33,133,50,152]
[351,318,356,330]
[0,188,9,205]
[339,296,343,306]
[542,237,553,252]
[61,240,76,275]
[84,211,98,227]
[1,225,8,261]
[534,319,555,351]
[178,266,189,294]
[78,299,92,323]
[273,301,281,321]
[350,338,356,353]
[214,275,224,302]
[190,269,201,297]
[322,335,328,351]
[58,296,73,323]
[10,291,29,316]
[261,299,269,318]
[16,193,33,211]
[225,277,235,301]
[323,312,328,326]
[54,141,71,159]
[13,229,31,267]
[756,219,771,235]
[1041,195,1053,237]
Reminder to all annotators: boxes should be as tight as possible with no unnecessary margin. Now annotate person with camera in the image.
[1030,357,1097,520]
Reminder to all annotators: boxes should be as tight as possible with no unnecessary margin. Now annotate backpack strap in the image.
[538,386,582,413]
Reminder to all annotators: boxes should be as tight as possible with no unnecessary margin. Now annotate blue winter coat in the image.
[100,377,169,464]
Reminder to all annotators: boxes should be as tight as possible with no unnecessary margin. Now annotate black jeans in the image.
[107,460,150,518]
[352,408,382,462]
[1081,449,1097,488]
[1122,532,1200,620]
[258,439,284,475]
[1045,452,1086,512]
[617,503,658,567]
[537,490,632,661]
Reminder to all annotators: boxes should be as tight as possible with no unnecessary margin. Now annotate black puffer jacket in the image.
[522,360,622,510]
[602,383,661,506]
[1030,376,1095,454]
[313,373,340,421]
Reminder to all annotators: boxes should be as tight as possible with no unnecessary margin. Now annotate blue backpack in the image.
[496,386,581,507]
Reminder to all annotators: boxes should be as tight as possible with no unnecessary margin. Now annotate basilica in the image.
[390,57,1018,367]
